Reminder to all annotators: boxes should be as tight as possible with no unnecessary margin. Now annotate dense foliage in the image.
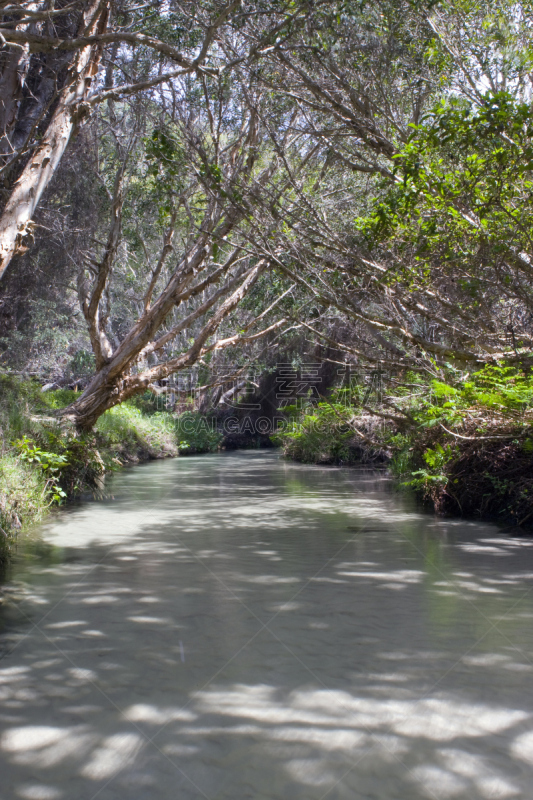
[0,377,181,543]
[2,0,533,529]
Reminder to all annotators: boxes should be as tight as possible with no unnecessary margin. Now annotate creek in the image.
[1,450,533,799]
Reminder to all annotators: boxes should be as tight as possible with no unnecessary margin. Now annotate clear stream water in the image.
[1,451,533,800]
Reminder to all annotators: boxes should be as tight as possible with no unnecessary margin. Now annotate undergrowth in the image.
[174,411,223,454]
[277,366,533,528]
[273,401,389,464]
[0,376,219,550]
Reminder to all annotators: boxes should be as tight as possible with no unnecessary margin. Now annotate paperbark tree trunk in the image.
[0,0,109,280]
[63,259,267,430]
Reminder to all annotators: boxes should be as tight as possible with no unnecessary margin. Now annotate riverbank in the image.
[0,377,221,548]
[4,366,533,546]
[274,369,533,530]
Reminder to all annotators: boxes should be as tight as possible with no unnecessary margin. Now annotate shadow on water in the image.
[0,451,533,799]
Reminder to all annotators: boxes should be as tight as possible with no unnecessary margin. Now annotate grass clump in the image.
[95,405,178,462]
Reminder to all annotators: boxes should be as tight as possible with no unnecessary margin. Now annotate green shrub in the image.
[0,454,48,535]
[402,442,458,492]
[129,390,163,415]
[174,411,222,454]
[0,379,184,539]
[13,436,68,503]
[67,349,95,381]
[42,388,79,409]
[410,365,533,432]
[276,403,363,464]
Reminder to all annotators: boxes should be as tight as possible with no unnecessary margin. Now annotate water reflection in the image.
[0,451,532,799]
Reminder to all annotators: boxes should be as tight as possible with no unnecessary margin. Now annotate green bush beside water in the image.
[0,376,220,547]
[273,403,362,464]
[273,400,388,465]
[0,454,47,536]
[276,367,533,527]
[95,404,178,460]
[174,411,223,454]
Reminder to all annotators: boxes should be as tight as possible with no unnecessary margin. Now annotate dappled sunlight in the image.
[168,682,530,797]
[17,784,62,800]
[410,760,519,800]
[1,452,533,798]
[192,684,528,741]
[336,567,424,587]
[1,725,97,768]
[510,730,533,764]
[80,732,143,780]
[124,704,196,725]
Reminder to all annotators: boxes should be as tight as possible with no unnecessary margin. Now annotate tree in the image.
[0,0,243,280]
[238,0,533,374]
[60,65,294,428]
[5,0,533,429]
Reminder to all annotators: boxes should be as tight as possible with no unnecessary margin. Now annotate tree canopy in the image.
[1,0,532,427]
